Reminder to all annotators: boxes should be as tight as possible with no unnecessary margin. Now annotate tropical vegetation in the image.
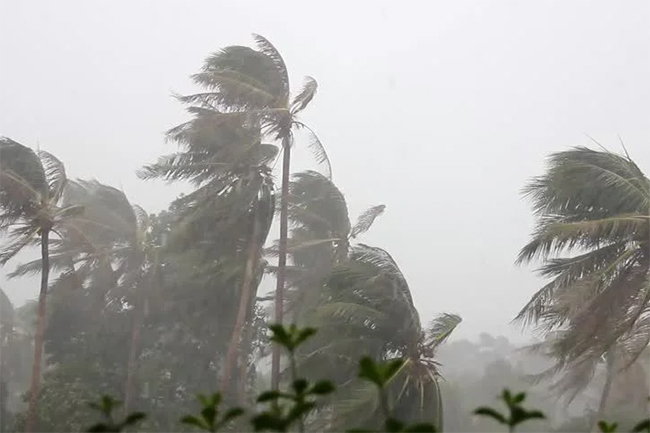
[0,34,648,433]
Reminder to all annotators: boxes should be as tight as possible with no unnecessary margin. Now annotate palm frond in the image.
[192,43,285,110]
[0,137,47,222]
[251,34,289,102]
[311,301,388,325]
[517,215,648,264]
[424,313,462,351]
[0,224,40,265]
[291,76,317,115]
[523,146,649,218]
[351,205,386,239]
[38,149,68,204]
[305,128,332,180]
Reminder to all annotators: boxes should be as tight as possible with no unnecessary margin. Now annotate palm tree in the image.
[303,245,461,431]
[264,170,459,429]
[10,179,163,415]
[515,145,650,426]
[0,137,84,432]
[139,107,277,401]
[267,170,386,324]
[172,35,331,388]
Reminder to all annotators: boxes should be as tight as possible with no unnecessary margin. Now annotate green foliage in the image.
[355,357,437,433]
[180,393,244,432]
[81,325,650,433]
[473,390,545,433]
[516,146,650,403]
[632,419,650,433]
[85,396,146,432]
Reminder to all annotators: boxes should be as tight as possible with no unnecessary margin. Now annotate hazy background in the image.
[1,0,648,342]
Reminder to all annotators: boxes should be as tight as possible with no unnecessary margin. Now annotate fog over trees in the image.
[0,1,648,432]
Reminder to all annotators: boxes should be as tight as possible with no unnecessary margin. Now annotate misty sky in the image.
[1,0,648,342]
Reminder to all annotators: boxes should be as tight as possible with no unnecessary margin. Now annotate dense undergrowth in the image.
[85,325,650,433]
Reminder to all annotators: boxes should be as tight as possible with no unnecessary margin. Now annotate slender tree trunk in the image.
[238,275,260,407]
[592,352,615,432]
[221,210,262,395]
[237,302,256,407]
[25,229,50,433]
[0,377,7,433]
[124,297,146,416]
[272,135,291,390]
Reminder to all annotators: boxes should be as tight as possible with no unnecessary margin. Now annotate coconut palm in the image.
[267,170,385,325]
[140,107,277,401]
[265,170,456,430]
[0,137,85,432]
[515,146,650,426]
[172,34,331,388]
[301,244,461,431]
[9,179,163,414]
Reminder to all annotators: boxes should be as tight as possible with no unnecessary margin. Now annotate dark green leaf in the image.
[632,419,650,433]
[180,415,209,429]
[474,407,507,424]
[358,356,382,385]
[310,380,335,395]
[251,413,286,432]
[223,407,245,423]
[124,412,146,425]
[294,327,317,347]
[385,418,405,432]
[292,378,308,394]
[257,390,282,403]
[598,421,618,433]
[201,406,217,425]
[383,359,405,382]
[513,392,526,404]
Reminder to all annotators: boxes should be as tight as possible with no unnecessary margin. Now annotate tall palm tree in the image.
[515,146,650,425]
[0,137,84,432]
[10,179,162,415]
[173,35,331,388]
[140,108,277,401]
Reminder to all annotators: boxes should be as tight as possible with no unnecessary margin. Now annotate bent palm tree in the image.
[515,146,650,422]
[302,245,461,431]
[174,35,331,388]
[140,108,277,401]
[11,180,163,414]
[267,170,385,324]
[0,137,83,432]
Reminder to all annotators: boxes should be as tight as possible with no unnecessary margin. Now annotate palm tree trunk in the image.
[237,301,256,406]
[592,352,615,432]
[0,377,7,433]
[272,135,291,390]
[124,298,145,416]
[221,210,262,395]
[25,229,50,433]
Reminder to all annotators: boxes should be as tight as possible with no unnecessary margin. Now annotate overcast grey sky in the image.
[1,0,648,341]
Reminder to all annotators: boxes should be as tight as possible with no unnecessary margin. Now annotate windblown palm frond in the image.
[516,145,650,401]
[0,137,48,225]
[0,139,84,264]
[291,77,317,115]
[424,313,463,352]
[350,205,386,239]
